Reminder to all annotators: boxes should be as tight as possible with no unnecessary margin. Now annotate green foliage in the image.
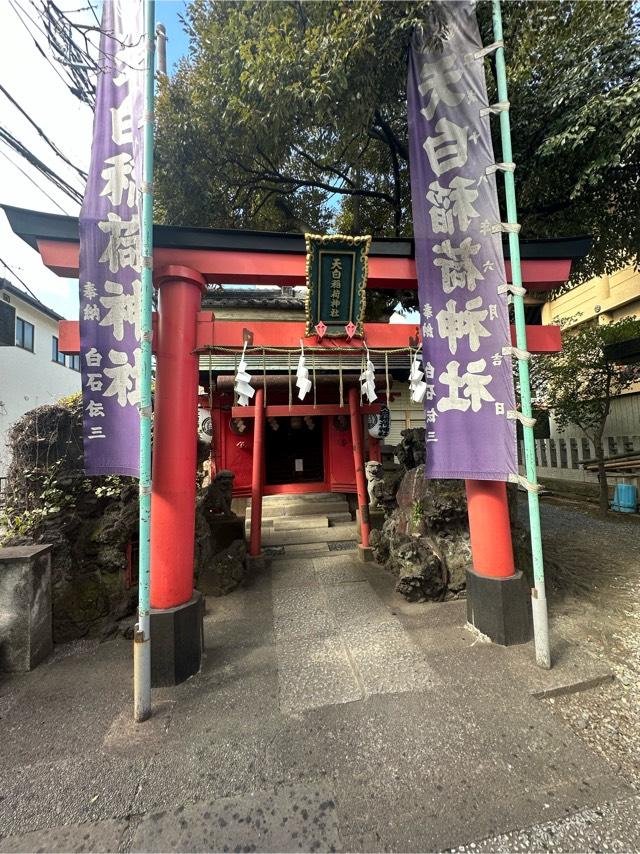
[484,0,640,281]
[57,391,82,410]
[155,0,639,280]
[1,460,74,540]
[95,476,125,499]
[530,315,640,439]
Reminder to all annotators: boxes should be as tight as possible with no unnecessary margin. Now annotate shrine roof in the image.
[202,286,304,310]
[3,204,591,262]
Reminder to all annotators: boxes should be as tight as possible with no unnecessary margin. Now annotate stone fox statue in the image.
[200,469,236,518]
[365,460,393,511]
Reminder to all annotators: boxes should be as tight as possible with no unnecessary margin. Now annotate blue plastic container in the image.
[611,483,638,513]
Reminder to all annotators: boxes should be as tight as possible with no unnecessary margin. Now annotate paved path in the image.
[272,556,434,714]
[0,550,635,852]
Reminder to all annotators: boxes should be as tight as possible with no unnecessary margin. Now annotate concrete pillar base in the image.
[357,545,374,563]
[150,591,203,687]
[466,568,532,646]
[245,553,267,575]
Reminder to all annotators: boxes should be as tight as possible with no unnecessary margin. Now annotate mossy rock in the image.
[52,571,125,643]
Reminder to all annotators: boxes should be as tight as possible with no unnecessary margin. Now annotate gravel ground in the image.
[519,496,640,790]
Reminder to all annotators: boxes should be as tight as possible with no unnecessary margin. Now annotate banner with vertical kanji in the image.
[407,0,517,481]
[79,0,144,476]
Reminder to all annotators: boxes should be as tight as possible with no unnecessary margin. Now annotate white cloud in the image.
[0,0,94,319]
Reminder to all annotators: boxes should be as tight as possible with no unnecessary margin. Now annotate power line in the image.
[0,254,47,306]
[0,128,84,205]
[0,148,71,215]
[0,83,88,181]
[8,0,74,96]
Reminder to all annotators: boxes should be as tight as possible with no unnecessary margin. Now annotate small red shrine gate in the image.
[4,205,589,684]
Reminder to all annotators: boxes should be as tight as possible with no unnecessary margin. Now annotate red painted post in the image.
[465,480,515,578]
[150,265,206,609]
[249,387,265,557]
[348,386,370,549]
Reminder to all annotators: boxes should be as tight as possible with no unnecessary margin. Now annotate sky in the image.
[0,0,190,319]
[0,0,413,324]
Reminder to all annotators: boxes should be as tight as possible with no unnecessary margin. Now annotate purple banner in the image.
[79,1,144,477]
[407,1,517,481]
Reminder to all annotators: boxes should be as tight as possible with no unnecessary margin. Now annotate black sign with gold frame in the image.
[305,233,371,337]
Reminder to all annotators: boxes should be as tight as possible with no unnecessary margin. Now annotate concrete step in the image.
[327,512,353,525]
[247,501,349,519]
[271,516,330,531]
[246,516,329,531]
[268,542,331,556]
[263,526,358,547]
[262,492,338,506]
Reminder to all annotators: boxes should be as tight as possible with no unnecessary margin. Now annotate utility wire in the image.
[0,149,71,214]
[0,254,47,306]
[0,83,88,181]
[0,128,84,205]
[8,0,75,96]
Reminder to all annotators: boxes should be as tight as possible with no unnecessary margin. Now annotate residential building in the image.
[0,279,81,480]
[526,266,640,491]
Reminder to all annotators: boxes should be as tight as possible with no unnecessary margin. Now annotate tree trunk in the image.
[594,436,609,517]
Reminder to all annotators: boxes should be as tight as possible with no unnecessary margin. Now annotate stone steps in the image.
[252,492,357,557]
[262,525,359,547]
[261,491,336,505]
[247,500,349,519]
[247,511,352,530]
[265,542,357,557]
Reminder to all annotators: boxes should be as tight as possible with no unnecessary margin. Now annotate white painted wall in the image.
[0,290,80,478]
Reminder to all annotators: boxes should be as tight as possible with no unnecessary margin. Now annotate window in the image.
[67,354,80,372]
[15,317,34,352]
[52,336,65,365]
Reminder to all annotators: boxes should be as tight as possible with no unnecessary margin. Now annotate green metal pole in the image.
[134,0,156,722]
[492,0,551,668]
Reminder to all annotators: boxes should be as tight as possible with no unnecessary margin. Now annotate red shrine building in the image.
[5,205,588,684]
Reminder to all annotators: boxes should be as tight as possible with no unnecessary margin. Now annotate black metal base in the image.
[466,568,532,646]
[150,591,203,687]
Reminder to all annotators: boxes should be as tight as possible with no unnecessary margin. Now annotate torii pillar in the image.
[465,479,532,645]
[149,265,206,686]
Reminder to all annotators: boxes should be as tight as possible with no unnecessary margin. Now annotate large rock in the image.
[372,463,471,602]
[199,539,247,597]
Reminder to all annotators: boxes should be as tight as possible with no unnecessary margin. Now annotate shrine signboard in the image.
[305,234,371,338]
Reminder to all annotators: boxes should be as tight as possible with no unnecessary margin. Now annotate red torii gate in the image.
[4,205,589,684]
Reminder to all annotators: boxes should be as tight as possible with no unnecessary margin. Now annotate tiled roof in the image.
[202,288,305,310]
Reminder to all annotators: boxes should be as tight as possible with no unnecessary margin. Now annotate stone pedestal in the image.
[209,516,245,551]
[0,545,53,672]
[466,568,532,646]
[150,591,203,686]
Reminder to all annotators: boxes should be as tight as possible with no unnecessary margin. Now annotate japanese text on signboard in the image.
[407,1,517,481]
[79,1,144,476]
